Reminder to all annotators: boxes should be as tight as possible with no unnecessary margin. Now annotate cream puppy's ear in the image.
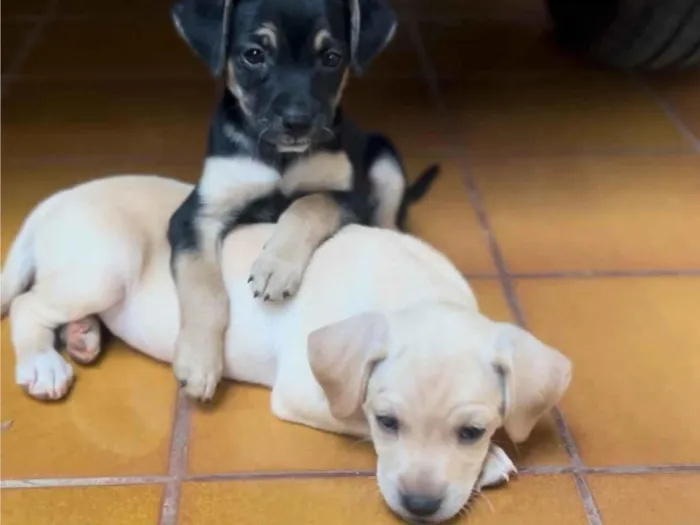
[307,313,389,420]
[493,323,572,443]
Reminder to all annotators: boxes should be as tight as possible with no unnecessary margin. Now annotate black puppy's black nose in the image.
[282,110,313,137]
[400,493,443,517]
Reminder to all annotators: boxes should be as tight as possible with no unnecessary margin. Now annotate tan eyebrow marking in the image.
[314,29,332,51]
[255,22,277,48]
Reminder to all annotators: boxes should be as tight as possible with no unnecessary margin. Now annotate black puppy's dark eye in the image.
[242,47,265,66]
[321,50,342,68]
[457,426,485,443]
[376,415,400,434]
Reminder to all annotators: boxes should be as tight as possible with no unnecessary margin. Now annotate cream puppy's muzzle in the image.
[309,303,572,523]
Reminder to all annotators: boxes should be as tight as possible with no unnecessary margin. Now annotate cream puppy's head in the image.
[308,302,571,523]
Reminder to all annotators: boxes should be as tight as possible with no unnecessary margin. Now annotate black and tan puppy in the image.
[168,0,436,401]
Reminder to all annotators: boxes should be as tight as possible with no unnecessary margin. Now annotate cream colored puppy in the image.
[0,171,571,523]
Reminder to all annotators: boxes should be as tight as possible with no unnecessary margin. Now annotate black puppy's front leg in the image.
[168,157,280,401]
[248,152,357,301]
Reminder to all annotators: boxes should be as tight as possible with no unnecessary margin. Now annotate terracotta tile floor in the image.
[1,0,699,523]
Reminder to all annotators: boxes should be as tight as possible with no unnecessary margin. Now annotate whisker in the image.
[477,491,496,514]
[510,441,522,459]
[348,436,372,449]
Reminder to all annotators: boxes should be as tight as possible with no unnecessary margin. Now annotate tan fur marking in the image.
[171,249,228,401]
[173,251,229,342]
[314,29,331,51]
[255,22,278,49]
[332,69,350,108]
[172,157,280,400]
[278,152,353,196]
[248,194,344,300]
[226,60,253,117]
[270,193,343,256]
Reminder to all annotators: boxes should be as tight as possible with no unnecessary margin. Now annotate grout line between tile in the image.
[0,476,171,489]
[3,463,699,490]
[552,410,603,525]
[186,470,377,482]
[157,389,191,525]
[630,74,700,153]
[406,14,606,525]
[583,464,700,475]
[1,0,58,97]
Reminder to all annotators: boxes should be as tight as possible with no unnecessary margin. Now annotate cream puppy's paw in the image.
[477,445,518,489]
[173,339,223,402]
[248,246,305,302]
[16,350,75,401]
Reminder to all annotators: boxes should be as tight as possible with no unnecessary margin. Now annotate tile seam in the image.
[3,463,698,489]
[157,389,190,525]
[186,470,377,482]
[406,15,605,525]
[630,74,700,153]
[1,0,58,97]
[0,476,171,489]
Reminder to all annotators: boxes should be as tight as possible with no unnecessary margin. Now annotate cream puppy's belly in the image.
[101,248,279,387]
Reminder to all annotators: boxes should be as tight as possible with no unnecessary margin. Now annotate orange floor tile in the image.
[2,0,699,523]
[1,485,163,525]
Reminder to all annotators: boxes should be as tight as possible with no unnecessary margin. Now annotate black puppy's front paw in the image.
[248,246,305,301]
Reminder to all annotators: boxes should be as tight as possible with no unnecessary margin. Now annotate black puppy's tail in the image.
[404,163,441,205]
[396,163,441,231]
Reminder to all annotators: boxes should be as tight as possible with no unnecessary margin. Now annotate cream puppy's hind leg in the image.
[58,315,103,365]
[6,200,137,401]
[11,292,75,400]
[10,285,117,401]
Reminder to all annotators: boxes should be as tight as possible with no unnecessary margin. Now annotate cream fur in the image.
[1,172,571,523]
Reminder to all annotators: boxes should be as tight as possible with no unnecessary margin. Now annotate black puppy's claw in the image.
[264,294,270,301]
[254,291,261,298]
[178,379,188,388]
[282,291,291,299]
[247,276,253,283]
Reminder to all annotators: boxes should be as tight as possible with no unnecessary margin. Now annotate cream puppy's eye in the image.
[376,414,400,434]
[457,425,485,444]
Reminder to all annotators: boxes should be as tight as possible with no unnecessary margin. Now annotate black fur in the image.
[168,0,438,260]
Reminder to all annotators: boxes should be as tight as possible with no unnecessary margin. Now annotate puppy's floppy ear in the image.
[170,0,234,76]
[308,312,389,419]
[493,323,572,443]
[349,0,398,73]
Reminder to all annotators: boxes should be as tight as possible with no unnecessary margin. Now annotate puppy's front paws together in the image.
[248,248,305,301]
[477,445,517,489]
[173,340,223,402]
[16,350,75,401]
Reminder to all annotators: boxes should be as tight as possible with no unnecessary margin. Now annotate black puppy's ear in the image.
[171,0,234,76]
[349,0,397,74]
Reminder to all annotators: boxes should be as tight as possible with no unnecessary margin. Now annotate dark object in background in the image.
[547,0,700,69]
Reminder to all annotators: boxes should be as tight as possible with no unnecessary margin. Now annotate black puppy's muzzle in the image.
[281,107,313,139]
[266,110,332,151]
[265,87,331,150]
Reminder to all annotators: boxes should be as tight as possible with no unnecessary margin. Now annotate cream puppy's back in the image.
[218,223,478,389]
[3,175,477,390]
